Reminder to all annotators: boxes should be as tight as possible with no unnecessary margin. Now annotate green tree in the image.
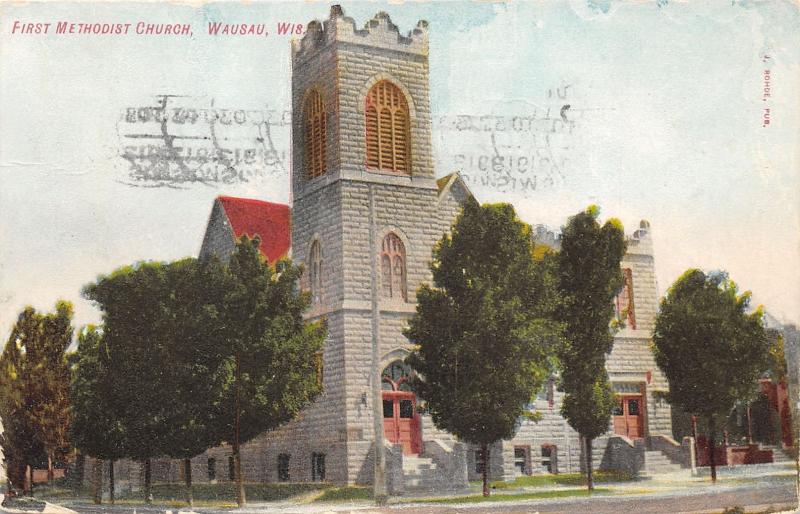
[652,269,770,482]
[83,258,233,504]
[556,206,626,491]
[82,240,325,508]
[70,325,126,504]
[0,303,74,494]
[30,302,74,484]
[218,236,326,507]
[83,260,199,503]
[405,201,559,497]
[160,257,232,507]
[0,308,44,493]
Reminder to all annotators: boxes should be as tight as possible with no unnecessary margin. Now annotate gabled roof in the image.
[217,196,290,264]
[436,172,475,205]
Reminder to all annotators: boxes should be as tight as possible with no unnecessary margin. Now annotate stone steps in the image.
[762,445,795,463]
[643,450,684,474]
[402,455,444,490]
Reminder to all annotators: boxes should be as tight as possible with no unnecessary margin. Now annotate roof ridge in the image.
[218,195,289,208]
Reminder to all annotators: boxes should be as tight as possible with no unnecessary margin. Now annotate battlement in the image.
[531,219,653,257]
[532,224,561,250]
[292,5,429,62]
[625,220,653,256]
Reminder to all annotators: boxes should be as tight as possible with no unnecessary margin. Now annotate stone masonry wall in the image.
[198,199,235,261]
[496,221,672,480]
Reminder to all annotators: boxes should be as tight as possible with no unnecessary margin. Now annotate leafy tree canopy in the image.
[79,237,326,469]
[554,206,626,490]
[556,206,626,392]
[217,236,326,445]
[82,258,229,461]
[406,200,560,446]
[652,269,770,419]
[0,302,74,490]
[71,325,127,461]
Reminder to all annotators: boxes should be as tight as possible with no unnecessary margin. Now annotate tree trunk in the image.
[234,352,246,507]
[9,460,25,492]
[708,414,717,483]
[481,443,490,497]
[144,459,152,504]
[184,458,193,507]
[747,405,754,445]
[47,455,54,485]
[585,436,594,492]
[108,460,115,505]
[91,459,102,505]
[20,463,30,496]
[28,465,34,496]
[691,415,699,467]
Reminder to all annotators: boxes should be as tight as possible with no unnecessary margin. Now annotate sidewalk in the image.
[38,463,800,514]
[217,464,800,513]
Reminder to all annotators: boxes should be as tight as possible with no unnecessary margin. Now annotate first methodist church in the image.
[103,6,683,492]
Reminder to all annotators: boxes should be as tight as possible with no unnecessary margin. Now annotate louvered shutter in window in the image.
[304,90,327,178]
[365,81,410,174]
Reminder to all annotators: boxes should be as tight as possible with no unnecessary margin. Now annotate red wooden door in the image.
[612,395,644,439]
[382,391,421,454]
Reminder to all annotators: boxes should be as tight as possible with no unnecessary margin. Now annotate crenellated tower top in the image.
[625,219,653,256]
[292,5,429,63]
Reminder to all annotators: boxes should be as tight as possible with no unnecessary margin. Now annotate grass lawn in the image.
[313,486,372,502]
[490,470,635,489]
[32,472,630,508]
[34,480,333,507]
[415,487,612,504]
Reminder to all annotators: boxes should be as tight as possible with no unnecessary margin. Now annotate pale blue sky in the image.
[1,0,798,343]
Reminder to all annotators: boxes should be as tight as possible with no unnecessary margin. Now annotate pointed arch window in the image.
[304,89,327,179]
[381,360,412,391]
[309,240,323,304]
[365,81,410,174]
[380,233,406,301]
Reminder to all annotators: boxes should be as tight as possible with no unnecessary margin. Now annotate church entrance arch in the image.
[381,360,422,455]
[613,394,644,439]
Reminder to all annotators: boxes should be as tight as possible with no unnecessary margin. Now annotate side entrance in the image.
[382,360,422,455]
[613,394,644,439]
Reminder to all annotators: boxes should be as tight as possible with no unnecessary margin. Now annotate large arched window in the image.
[304,89,327,179]
[365,81,410,174]
[309,240,323,304]
[381,233,406,301]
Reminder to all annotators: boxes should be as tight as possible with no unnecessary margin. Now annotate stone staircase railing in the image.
[648,434,692,468]
[423,439,468,491]
[600,435,645,476]
[384,440,469,494]
[384,442,405,495]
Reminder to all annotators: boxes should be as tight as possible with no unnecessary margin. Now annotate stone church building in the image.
[112,6,687,492]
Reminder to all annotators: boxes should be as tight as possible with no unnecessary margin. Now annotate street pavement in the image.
[41,466,800,514]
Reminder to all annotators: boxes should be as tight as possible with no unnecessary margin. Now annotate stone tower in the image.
[265,5,460,485]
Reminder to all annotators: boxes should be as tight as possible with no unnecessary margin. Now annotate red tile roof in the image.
[217,196,290,264]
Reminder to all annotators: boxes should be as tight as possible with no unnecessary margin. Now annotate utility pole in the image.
[368,184,387,504]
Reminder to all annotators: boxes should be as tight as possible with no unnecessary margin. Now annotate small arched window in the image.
[614,268,636,329]
[380,233,406,300]
[381,360,412,391]
[365,81,410,174]
[304,89,327,179]
[309,240,323,304]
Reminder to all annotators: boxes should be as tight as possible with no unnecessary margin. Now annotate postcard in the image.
[1,1,798,512]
